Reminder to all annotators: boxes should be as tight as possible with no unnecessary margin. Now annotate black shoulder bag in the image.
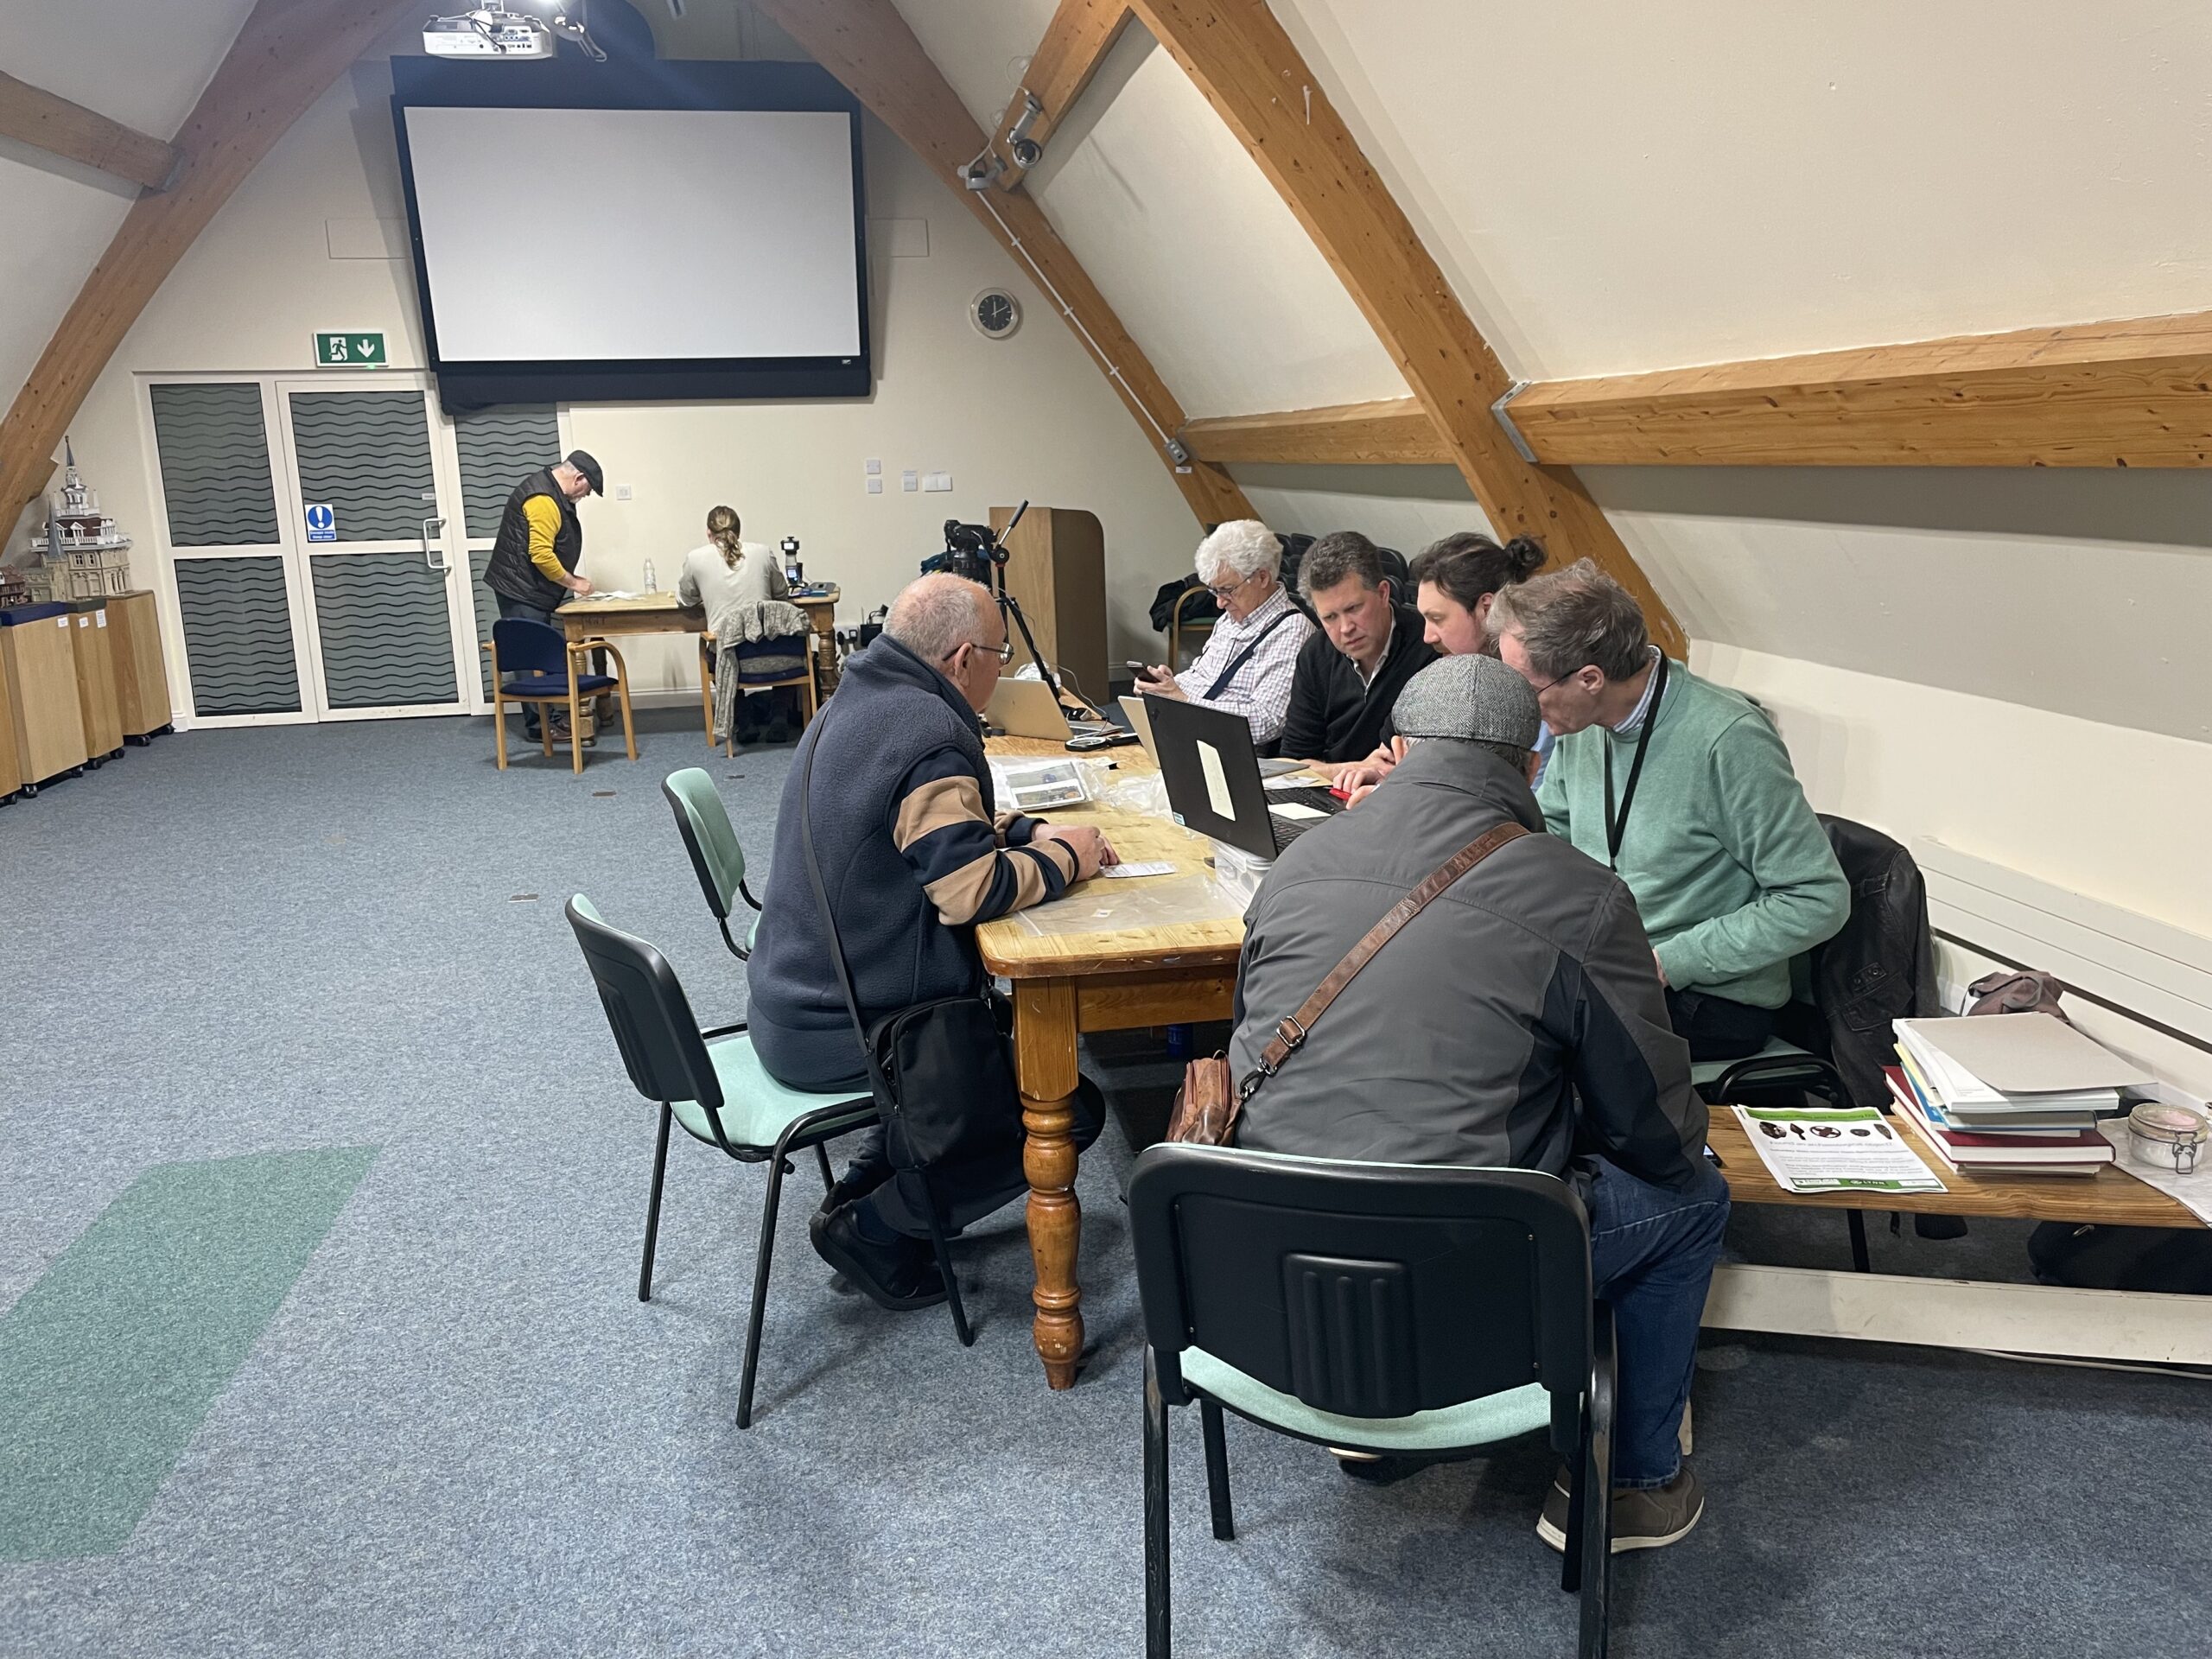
[1203,607,1300,699]
[797,708,1026,1230]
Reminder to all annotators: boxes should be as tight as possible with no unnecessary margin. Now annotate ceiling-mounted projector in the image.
[423,3,605,61]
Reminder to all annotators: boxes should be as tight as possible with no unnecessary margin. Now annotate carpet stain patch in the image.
[0,1146,378,1562]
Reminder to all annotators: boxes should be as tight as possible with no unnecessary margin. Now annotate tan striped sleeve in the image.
[894,774,988,849]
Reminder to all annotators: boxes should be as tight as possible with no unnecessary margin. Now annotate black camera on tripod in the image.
[919,518,1011,588]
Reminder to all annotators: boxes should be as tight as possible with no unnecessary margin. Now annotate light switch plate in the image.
[614,484,632,501]
[866,476,884,494]
[901,470,918,493]
[865,457,882,474]
[923,471,952,493]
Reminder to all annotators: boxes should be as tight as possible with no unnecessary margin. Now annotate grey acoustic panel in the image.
[453,405,560,537]
[288,391,435,541]
[149,384,280,547]
[173,558,300,715]
[469,545,501,696]
[309,555,458,709]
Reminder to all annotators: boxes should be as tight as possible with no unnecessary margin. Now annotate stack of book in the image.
[1889,1016,2152,1176]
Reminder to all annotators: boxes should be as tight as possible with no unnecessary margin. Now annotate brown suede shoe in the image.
[1536,1464,1706,1554]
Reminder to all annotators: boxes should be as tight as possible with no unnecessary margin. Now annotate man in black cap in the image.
[485,450,602,741]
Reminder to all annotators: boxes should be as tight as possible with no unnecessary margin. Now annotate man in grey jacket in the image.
[1230,653,1728,1553]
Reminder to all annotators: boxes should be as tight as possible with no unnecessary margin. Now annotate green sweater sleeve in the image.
[1536,744,1571,838]
[1651,714,1851,991]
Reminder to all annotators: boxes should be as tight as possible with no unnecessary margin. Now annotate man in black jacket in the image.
[484,451,601,741]
[1275,531,1435,771]
[1231,652,1727,1552]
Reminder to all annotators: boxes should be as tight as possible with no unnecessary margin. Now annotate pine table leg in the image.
[1016,978,1084,1389]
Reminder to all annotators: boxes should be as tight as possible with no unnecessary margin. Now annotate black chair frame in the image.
[1129,1145,1617,1659]
[568,897,878,1428]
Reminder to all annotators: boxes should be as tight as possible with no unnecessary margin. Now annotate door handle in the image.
[423,517,448,571]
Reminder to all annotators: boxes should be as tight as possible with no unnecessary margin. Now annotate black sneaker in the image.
[1535,1463,1706,1554]
[1330,1449,1436,1486]
[809,1204,947,1312]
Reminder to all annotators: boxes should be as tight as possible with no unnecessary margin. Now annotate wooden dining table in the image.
[974,736,1246,1389]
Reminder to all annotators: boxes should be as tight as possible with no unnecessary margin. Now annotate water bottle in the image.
[642,558,658,593]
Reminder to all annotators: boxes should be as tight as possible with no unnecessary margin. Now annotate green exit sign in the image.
[314,331,388,367]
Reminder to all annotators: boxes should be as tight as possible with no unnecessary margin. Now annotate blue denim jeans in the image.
[1586,1154,1731,1487]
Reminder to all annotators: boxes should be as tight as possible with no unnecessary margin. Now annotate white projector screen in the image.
[402,105,862,364]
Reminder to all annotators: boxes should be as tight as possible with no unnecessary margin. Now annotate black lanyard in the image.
[1602,654,1669,869]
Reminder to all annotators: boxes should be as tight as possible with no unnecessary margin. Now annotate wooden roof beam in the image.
[0,71,181,192]
[751,0,1251,529]
[985,0,1134,190]
[1181,398,1450,467]
[1504,310,2212,467]
[1127,0,1685,654]
[0,0,419,523]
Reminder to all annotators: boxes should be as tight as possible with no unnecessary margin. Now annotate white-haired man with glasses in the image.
[1134,519,1314,748]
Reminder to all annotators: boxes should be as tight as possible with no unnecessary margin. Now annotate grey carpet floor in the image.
[2,711,2208,1657]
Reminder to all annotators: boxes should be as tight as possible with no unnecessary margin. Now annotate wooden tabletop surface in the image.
[1706,1112,2200,1227]
[975,735,1248,978]
[556,587,838,619]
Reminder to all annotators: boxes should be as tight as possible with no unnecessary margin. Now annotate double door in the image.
[146,374,558,726]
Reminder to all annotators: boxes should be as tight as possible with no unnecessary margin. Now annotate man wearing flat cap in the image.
[1227,653,1728,1554]
[485,449,604,742]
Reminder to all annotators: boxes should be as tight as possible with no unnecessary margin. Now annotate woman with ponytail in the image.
[679,505,807,744]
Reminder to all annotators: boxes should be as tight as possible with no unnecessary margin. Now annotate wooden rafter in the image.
[984,0,1133,189]
[751,0,1251,529]
[1181,397,1448,467]
[1127,0,1685,654]
[1504,310,2212,468]
[0,71,181,193]
[0,0,418,523]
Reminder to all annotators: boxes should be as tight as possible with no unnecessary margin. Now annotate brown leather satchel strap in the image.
[1236,821,1531,1103]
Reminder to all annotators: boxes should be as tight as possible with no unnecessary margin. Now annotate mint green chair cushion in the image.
[664,766,747,913]
[1180,1347,1550,1454]
[671,1031,869,1152]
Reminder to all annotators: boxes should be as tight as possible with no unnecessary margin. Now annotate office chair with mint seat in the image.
[662,767,764,960]
[565,894,876,1429]
[1129,1143,1617,1659]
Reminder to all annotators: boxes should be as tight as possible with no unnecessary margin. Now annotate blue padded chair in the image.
[1130,1143,1617,1659]
[486,617,636,774]
[661,767,764,960]
[566,895,876,1428]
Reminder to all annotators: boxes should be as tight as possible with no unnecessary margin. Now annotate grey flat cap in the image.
[1392,653,1541,750]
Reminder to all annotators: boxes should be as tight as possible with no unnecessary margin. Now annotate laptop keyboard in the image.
[1267,784,1343,852]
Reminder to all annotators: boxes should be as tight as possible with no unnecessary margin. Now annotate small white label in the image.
[96,612,107,627]
[77,614,89,627]
[1100,860,1176,879]
[1197,740,1235,819]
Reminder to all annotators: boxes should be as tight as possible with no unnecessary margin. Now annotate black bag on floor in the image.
[2028,1222,2212,1294]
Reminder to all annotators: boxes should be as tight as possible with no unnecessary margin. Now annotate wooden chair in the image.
[697,632,818,755]
[1168,584,1218,672]
[485,617,636,774]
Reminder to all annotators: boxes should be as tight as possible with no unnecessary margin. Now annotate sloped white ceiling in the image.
[1272,0,2212,379]
[896,1,1404,418]
[0,0,257,417]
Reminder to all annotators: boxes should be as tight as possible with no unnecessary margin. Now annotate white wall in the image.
[60,56,1207,699]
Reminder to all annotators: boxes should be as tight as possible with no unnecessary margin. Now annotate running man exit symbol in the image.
[314,331,387,367]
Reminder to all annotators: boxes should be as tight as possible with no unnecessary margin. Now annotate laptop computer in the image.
[1118,694,1160,763]
[1147,696,1344,860]
[987,677,1116,741]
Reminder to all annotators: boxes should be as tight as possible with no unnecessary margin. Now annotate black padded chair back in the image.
[565,896,724,1115]
[1130,1145,1591,1446]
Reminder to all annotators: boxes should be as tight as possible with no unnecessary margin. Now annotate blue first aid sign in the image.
[305,503,337,543]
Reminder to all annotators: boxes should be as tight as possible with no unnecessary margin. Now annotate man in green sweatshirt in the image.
[1490,561,1849,1060]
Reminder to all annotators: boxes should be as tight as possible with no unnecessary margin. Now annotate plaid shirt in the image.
[1173,585,1313,745]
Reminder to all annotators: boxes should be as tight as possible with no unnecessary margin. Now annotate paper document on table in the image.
[1269,802,1327,822]
[1263,771,1325,791]
[1732,1105,1947,1194]
[574,591,637,601]
[1100,860,1176,879]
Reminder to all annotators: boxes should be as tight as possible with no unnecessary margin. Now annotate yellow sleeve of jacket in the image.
[523,495,565,583]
